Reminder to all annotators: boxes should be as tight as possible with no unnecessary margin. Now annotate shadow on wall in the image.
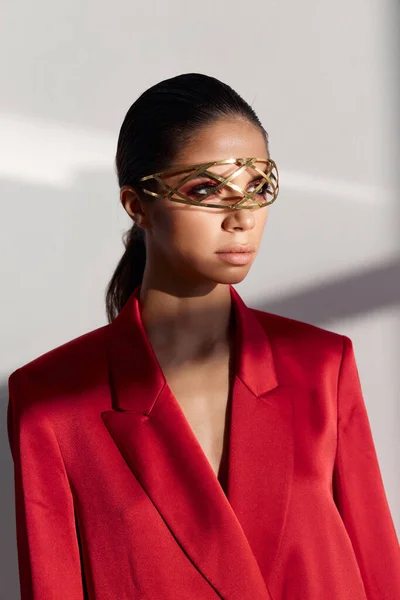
[1,254,400,598]
[257,256,400,325]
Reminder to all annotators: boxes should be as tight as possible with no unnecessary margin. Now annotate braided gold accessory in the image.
[138,157,279,210]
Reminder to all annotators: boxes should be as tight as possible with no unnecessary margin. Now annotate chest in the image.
[160,350,234,480]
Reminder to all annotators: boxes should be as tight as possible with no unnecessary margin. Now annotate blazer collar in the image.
[105,283,279,414]
[102,284,294,600]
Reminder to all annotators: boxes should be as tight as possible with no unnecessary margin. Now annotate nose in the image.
[222,205,257,231]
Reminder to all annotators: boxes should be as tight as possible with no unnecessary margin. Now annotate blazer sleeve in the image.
[332,335,400,599]
[7,369,85,600]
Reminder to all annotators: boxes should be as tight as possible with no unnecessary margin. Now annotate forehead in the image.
[173,117,269,167]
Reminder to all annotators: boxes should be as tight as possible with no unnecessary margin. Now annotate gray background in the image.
[1,0,399,597]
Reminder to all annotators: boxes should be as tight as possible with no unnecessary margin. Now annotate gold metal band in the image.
[137,157,279,210]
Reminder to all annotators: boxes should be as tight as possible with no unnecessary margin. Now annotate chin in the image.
[210,268,251,286]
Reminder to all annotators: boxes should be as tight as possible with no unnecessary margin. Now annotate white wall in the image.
[1,0,399,596]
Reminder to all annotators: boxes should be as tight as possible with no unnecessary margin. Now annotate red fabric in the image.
[7,284,400,599]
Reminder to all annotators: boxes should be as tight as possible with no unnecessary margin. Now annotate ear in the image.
[120,186,151,230]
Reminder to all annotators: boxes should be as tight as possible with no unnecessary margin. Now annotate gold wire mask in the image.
[137,157,279,210]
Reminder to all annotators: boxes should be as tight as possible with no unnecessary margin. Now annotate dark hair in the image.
[105,72,269,322]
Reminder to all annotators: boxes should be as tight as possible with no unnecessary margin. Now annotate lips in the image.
[216,244,255,254]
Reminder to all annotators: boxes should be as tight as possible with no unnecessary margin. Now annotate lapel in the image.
[101,284,294,600]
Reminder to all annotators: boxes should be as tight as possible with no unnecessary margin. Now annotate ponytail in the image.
[105,224,146,323]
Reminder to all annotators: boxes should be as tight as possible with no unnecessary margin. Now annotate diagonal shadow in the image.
[254,256,400,325]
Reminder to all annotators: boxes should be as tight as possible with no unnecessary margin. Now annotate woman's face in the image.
[124,117,271,289]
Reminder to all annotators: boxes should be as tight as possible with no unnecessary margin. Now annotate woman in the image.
[7,73,400,599]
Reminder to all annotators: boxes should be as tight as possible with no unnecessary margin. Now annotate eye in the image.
[183,178,272,202]
[248,180,271,196]
[185,182,219,199]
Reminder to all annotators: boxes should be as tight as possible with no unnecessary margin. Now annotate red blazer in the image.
[7,284,400,599]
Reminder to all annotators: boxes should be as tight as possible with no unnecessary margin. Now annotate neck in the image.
[138,279,234,364]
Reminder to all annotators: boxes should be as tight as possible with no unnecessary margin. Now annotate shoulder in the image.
[251,307,346,347]
[250,307,349,381]
[8,324,109,413]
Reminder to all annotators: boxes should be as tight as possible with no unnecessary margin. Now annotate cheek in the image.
[172,211,219,253]
[150,202,180,244]
[255,207,269,230]
[151,204,218,254]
